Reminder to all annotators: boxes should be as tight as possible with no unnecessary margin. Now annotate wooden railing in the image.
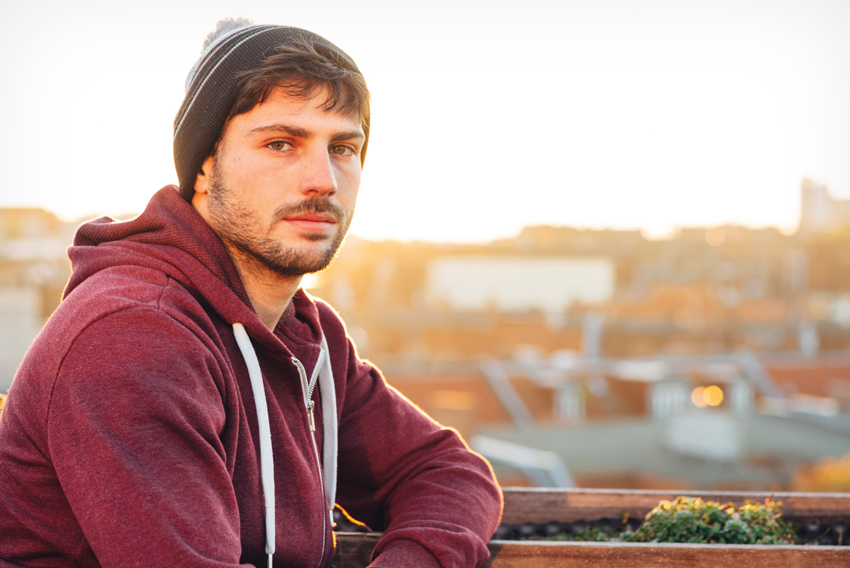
[331,488,850,568]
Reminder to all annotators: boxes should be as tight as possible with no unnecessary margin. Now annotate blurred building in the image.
[426,256,614,312]
[799,177,850,235]
[0,208,74,391]
[311,214,850,366]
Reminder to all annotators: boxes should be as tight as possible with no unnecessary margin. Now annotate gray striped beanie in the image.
[173,22,365,202]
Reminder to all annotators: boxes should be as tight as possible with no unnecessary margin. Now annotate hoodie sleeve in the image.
[46,307,251,568]
[322,308,503,568]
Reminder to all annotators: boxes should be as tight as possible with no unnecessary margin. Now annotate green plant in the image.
[625,496,797,545]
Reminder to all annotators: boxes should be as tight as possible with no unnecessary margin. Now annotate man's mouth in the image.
[272,198,345,234]
[285,212,337,224]
[282,211,340,234]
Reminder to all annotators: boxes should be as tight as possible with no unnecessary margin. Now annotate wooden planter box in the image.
[331,488,850,567]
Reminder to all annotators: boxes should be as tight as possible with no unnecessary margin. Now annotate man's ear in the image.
[194,155,215,195]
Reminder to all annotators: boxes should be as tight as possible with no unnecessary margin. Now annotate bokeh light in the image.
[704,385,724,407]
[691,387,707,408]
[691,385,724,408]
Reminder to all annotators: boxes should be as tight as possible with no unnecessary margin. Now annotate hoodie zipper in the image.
[292,353,327,567]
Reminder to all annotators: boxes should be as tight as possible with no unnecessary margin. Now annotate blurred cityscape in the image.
[2,177,850,491]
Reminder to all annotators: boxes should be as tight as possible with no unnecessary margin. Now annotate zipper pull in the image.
[307,400,316,431]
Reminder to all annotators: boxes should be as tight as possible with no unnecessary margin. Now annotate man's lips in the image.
[273,198,345,233]
[285,213,337,223]
[283,212,338,231]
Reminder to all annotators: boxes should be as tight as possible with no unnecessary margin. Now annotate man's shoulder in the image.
[311,295,341,321]
[43,265,213,360]
[67,262,206,315]
[68,263,174,306]
[10,265,220,426]
[309,295,350,341]
[306,295,378,374]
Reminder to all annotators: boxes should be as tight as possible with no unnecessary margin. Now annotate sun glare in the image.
[301,273,321,289]
[2,2,848,243]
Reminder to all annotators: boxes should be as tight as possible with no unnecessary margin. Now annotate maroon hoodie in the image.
[0,186,502,567]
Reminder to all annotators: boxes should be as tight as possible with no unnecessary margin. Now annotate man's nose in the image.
[299,148,338,197]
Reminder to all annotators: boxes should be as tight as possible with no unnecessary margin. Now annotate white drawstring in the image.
[318,334,338,524]
[232,323,339,567]
[233,323,275,568]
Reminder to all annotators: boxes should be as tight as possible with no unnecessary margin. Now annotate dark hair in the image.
[228,37,371,165]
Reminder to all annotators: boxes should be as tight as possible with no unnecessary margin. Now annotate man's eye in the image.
[331,145,355,156]
[269,141,291,151]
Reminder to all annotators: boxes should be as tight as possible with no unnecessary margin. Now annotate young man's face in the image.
[193,86,365,278]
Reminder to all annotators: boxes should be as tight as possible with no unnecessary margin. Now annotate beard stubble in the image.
[206,164,353,278]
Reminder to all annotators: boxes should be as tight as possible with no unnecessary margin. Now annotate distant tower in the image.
[799,177,850,234]
[799,177,831,234]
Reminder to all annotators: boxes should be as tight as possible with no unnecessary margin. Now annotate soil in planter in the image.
[332,496,850,546]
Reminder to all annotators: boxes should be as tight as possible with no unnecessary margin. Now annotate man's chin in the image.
[260,242,341,277]
[300,231,336,243]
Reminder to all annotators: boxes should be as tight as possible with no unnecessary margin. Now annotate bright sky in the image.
[1,0,848,242]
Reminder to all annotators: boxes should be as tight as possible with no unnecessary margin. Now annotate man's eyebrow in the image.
[331,129,366,142]
[248,123,312,138]
[248,123,365,141]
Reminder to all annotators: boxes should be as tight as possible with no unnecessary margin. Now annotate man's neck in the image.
[230,252,302,332]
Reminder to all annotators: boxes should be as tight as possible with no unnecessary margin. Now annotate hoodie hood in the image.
[65,185,322,348]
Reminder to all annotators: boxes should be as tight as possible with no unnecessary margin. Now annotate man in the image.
[0,19,502,568]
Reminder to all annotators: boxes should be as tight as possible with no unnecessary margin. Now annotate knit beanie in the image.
[173,20,368,202]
